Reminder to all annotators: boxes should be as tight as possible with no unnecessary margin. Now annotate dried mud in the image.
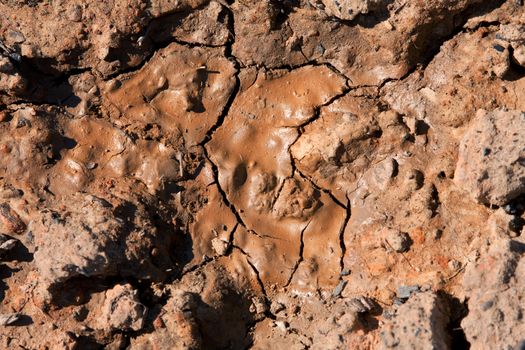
[0,0,524,349]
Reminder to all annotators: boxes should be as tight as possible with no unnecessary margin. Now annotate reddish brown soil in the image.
[0,1,524,349]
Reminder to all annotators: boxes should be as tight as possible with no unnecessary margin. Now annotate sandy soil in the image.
[0,0,524,349]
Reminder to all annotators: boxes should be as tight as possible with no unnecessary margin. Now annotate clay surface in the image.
[0,0,524,349]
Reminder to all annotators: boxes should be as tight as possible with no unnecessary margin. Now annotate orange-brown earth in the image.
[0,0,524,349]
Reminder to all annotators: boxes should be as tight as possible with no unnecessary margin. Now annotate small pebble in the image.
[397,285,419,299]
[270,301,285,314]
[251,296,268,315]
[7,30,25,44]
[8,52,21,62]
[493,43,505,52]
[211,237,229,256]
[503,202,524,215]
[481,300,494,311]
[448,259,462,271]
[0,313,21,326]
[386,230,412,253]
[274,320,288,332]
[349,296,375,313]
[66,5,83,22]
[340,268,351,276]
[0,238,17,254]
[332,280,347,298]
[392,297,405,305]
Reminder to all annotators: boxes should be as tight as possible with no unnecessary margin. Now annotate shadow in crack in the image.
[1,239,33,263]
[73,335,105,350]
[354,0,395,28]
[5,55,85,106]
[0,264,20,302]
[504,47,525,82]
[399,0,508,75]
[10,314,33,326]
[191,288,255,349]
[438,291,471,350]
[269,0,300,30]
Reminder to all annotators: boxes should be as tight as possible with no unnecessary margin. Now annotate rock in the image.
[0,203,25,235]
[497,23,525,66]
[131,290,203,350]
[131,257,260,350]
[0,313,21,326]
[397,285,420,299]
[250,296,269,316]
[314,0,387,21]
[66,4,83,22]
[31,193,165,301]
[0,55,27,97]
[332,280,348,298]
[270,301,286,315]
[455,109,525,206]
[348,296,376,313]
[211,237,229,256]
[0,234,16,255]
[379,292,450,350]
[447,259,462,271]
[7,30,25,44]
[383,228,412,253]
[405,169,425,191]
[97,284,147,332]
[489,208,522,238]
[371,158,398,190]
[461,238,525,350]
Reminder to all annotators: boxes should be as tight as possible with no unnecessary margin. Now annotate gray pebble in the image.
[397,285,420,299]
[0,313,21,326]
[7,30,25,44]
[332,280,347,298]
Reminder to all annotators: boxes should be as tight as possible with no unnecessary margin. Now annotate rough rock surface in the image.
[315,0,388,21]
[379,292,450,350]
[461,238,525,350]
[0,0,524,349]
[455,109,525,206]
[97,284,147,332]
[31,193,169,303]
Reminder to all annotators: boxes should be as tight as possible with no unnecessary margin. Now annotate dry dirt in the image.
[0,0,524,349]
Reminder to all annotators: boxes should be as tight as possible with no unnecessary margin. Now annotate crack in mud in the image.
[1,0,524,348]
[338,197,351,276]
[285,219,311,288]
[204,150,247,229]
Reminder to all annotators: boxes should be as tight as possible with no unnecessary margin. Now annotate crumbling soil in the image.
[0,0,524,349]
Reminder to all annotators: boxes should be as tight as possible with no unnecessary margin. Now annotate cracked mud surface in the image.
[0,0,525,349]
